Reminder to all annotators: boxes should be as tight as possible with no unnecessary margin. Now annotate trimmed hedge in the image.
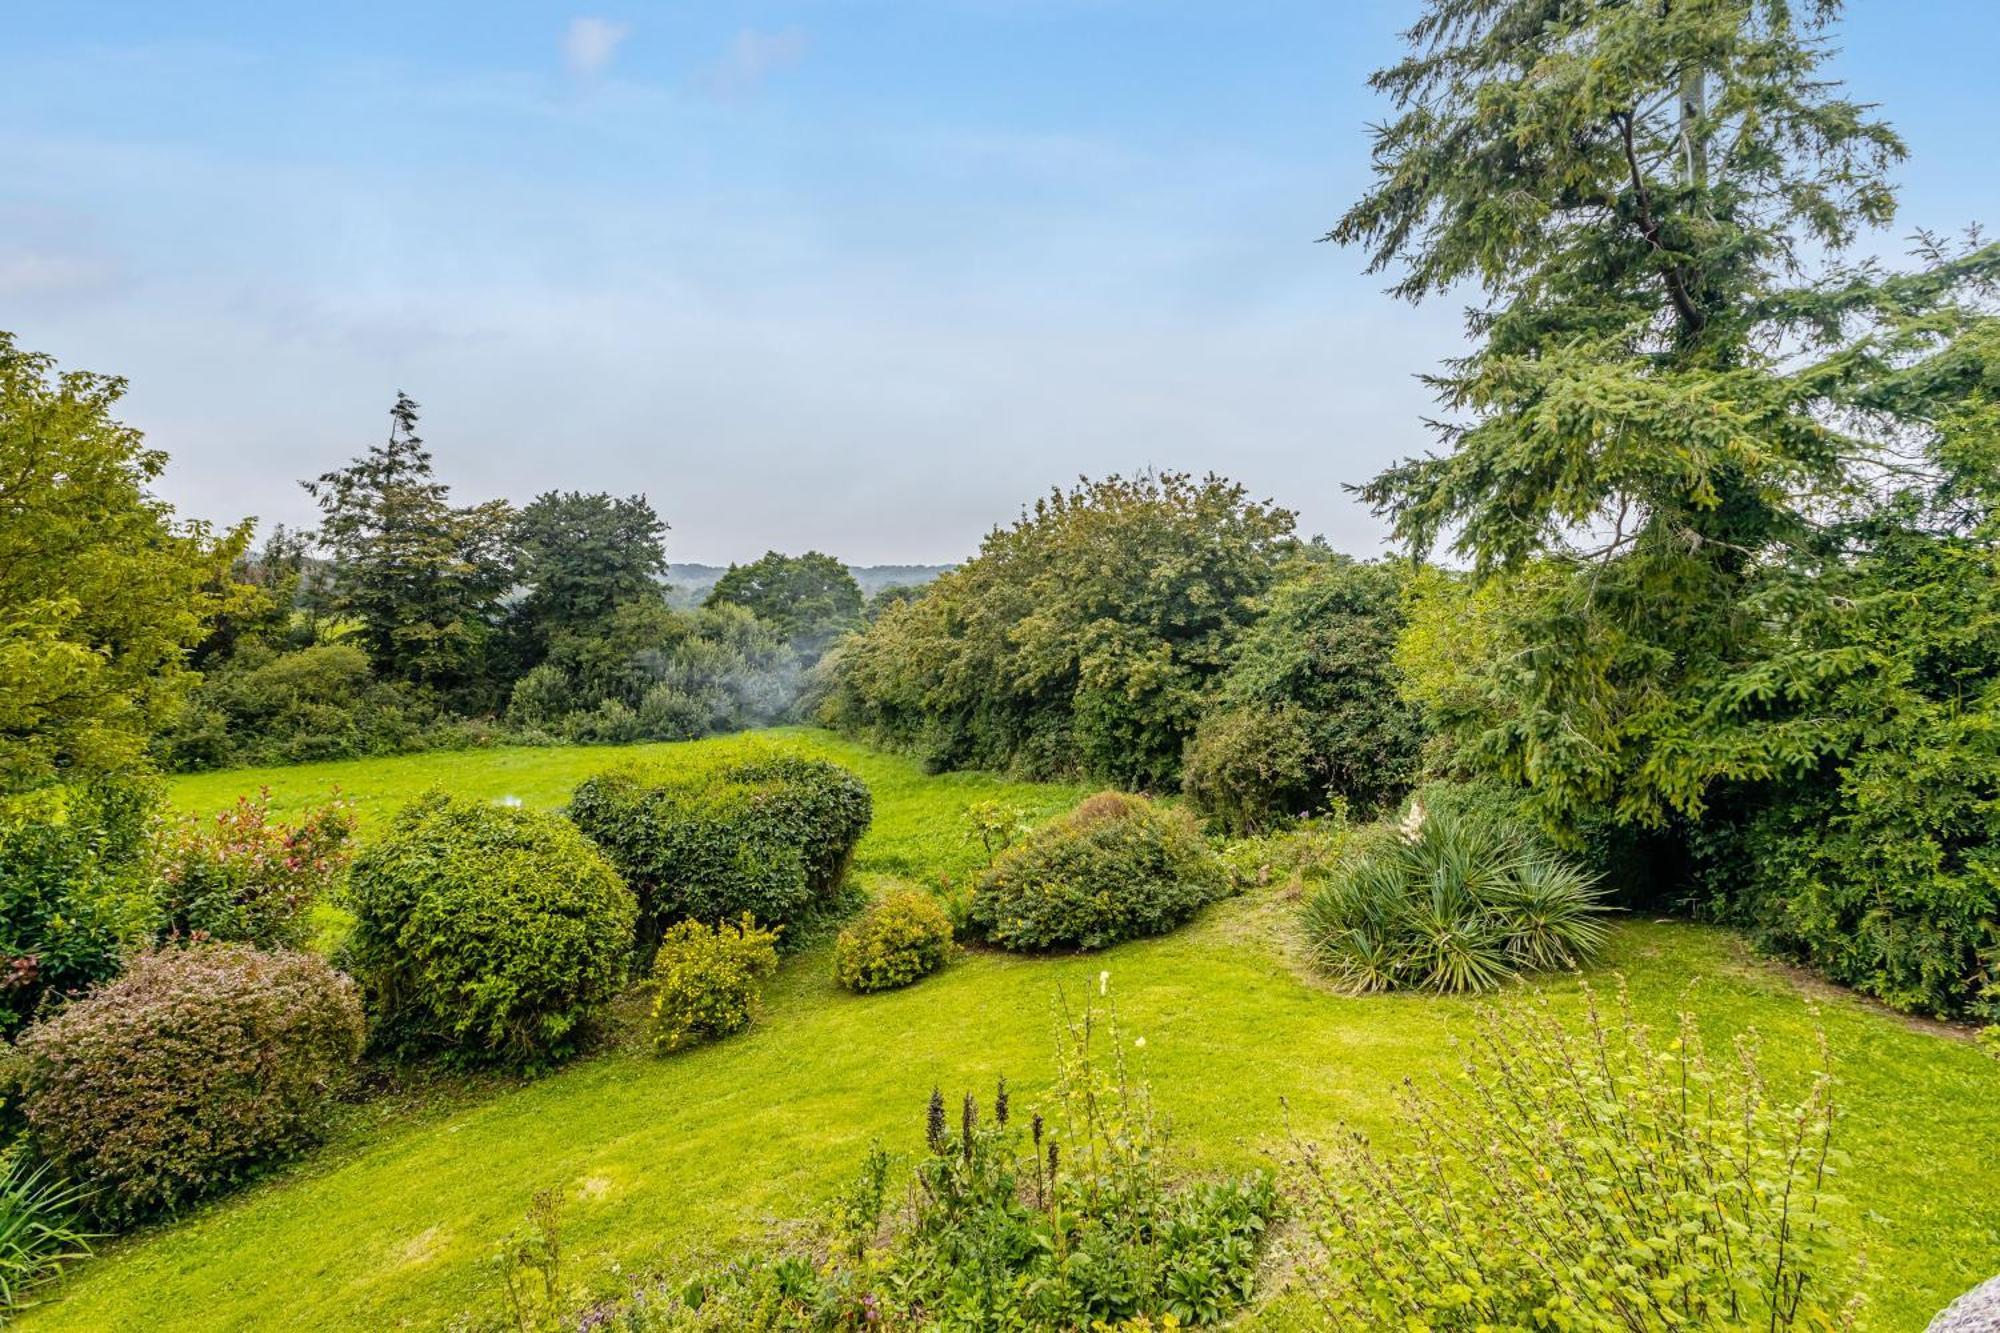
[834,889,955,993]
[11,946,364,1226]
[568,747,872,949]
[969,793,1227,951]
[344,791,636,1069]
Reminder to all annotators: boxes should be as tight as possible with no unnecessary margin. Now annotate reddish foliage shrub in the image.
[157,790,354,950]
[11,946,364,1226]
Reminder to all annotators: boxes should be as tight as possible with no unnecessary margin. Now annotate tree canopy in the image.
[703,550,863,661]
[0,332,244,791]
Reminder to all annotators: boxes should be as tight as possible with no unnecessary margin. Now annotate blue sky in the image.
[4,2,1996,563]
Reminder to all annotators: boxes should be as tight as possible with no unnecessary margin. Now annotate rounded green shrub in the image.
[1180,703,1322,835]
[344,790,636,1069]
[969,793,1227,951]
[834,889,955,992]
[649,915,780,1052]
[11,945,363,1226]
[568,747,872,949]
[1302,796,1608,995]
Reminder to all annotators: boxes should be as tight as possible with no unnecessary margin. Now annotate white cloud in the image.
[704,27,806,98]
[561,17,630,79]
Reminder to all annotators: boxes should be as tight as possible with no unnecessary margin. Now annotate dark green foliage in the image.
[969,792,1226,951]
[344,791,636,1069]
[11,945,364,1227]
[1185,559,1425,829]
[0,781,161,1034]
[833,889,954,993]
[1292,986,1853,1329]
[704,551,862,661]
[0,1152,95,1311]
[1303,797,1608,994]
[568,748,871,950]
[304,394,516,693]
[1336,0,2000,1017]
[647,915,781,1053]
[508,490,669,656]
[824,472,1295,789]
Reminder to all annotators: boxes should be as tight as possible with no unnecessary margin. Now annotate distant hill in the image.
[665,562,954,611]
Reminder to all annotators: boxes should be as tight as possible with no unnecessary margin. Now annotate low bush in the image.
[1289,984,1854,1330]
[1302,796,1607,994]
[156,642,437,771]
[344,792,636,1069]
[1179,703,1320,835]
[0,781,161,1034]
[833,889,954,993]
[569,748,871,951]
[11,946,363,1226]
[648,915,780,1053]
[156,791,354,950]
[969,793,1226,950]
[0,1151,94,1311]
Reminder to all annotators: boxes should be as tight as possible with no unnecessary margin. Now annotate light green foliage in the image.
[1291,985,1852,1330]
[0,333,244,791]
[824,472,1295,788]
[1303,796,1608,994]
[33,735,1989,1332]
[604,988,1277,1329]
[1185,558,1425,830]
[703,550,862,661]
[12,945,364,1228]
[304,394,515,693]
[568,747,871,948]
[648,915,780,1053]
[156,792,353,950]
[0,781,163,1033]
[971,792,1227,951]
[832,889,954,993]
[344,791,636,1069]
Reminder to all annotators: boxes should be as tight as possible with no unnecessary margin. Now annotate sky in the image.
[4,2,1997,565]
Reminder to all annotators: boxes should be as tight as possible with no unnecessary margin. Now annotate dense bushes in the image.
[969,793,1226,950]
[1302,797,1607,994]
[1291,987,1853,1329]
[10,946,364,1226]
[344,792,635,1069]
[833,889,954,992]
[0,781,161,1033]
[569,748,871,948]
[647,915,781,1053]
[156,793,353,949]
[824,472,1296,788]
[1184,559,1426,830]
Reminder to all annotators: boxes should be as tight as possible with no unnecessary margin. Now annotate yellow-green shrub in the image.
[833,889,954,993]
[648,915,780,1053]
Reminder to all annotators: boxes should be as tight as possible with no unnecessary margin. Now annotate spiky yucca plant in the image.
[1302,801,1607,994]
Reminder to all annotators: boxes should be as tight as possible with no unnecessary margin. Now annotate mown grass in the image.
[21,732,1999,1331]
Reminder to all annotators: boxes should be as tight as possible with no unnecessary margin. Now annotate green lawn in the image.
[21,733,1998,1331]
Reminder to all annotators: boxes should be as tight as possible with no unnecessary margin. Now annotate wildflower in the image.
[1398,797,1427,844]
[925,1088,946,1154]
[1098,969,1110,995]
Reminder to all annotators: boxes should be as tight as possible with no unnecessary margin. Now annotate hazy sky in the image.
[5,2,1996,564]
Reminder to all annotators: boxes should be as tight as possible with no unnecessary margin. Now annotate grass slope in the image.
[23,733,1999,1332]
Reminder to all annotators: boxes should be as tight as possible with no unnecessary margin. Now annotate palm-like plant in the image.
[1303,801,1608,995]
[0,1152,95,1310]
